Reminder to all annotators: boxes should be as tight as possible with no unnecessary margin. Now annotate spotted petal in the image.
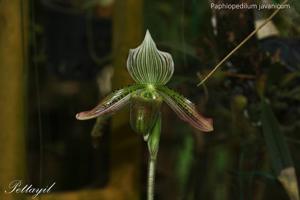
[127,30,174,85]
[157,86,213,132]
[76,85,144,120]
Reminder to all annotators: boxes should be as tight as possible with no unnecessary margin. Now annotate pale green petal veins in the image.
[127,30,174,85]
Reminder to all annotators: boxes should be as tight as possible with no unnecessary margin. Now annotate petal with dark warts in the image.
[76,85,144,120]
[157,86,213,132]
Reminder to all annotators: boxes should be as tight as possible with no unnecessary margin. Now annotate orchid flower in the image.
[76,30,213,133]
[76,30,213,200]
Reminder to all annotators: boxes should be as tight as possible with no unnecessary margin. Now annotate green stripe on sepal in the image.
[147,113,161,159]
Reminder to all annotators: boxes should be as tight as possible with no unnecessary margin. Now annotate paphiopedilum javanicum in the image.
[76,30,213,200]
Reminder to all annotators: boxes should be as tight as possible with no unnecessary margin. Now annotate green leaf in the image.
[176,133,194,197]
[147,113,161,160]
[278,167,300,200]
[260,99,299,200]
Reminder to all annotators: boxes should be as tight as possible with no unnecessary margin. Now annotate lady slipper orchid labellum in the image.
[76,30,213,200]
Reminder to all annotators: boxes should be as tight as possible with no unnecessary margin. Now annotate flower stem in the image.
[147,113,161,200]
[148,158,157,200]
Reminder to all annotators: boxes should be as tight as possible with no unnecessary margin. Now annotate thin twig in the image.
[197,0,288,86]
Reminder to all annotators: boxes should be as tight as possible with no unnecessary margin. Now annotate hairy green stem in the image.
[148,158,157,200]
[147,113,161,200]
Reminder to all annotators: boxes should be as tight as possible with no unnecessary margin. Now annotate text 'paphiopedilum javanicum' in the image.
[76,30,213,200]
